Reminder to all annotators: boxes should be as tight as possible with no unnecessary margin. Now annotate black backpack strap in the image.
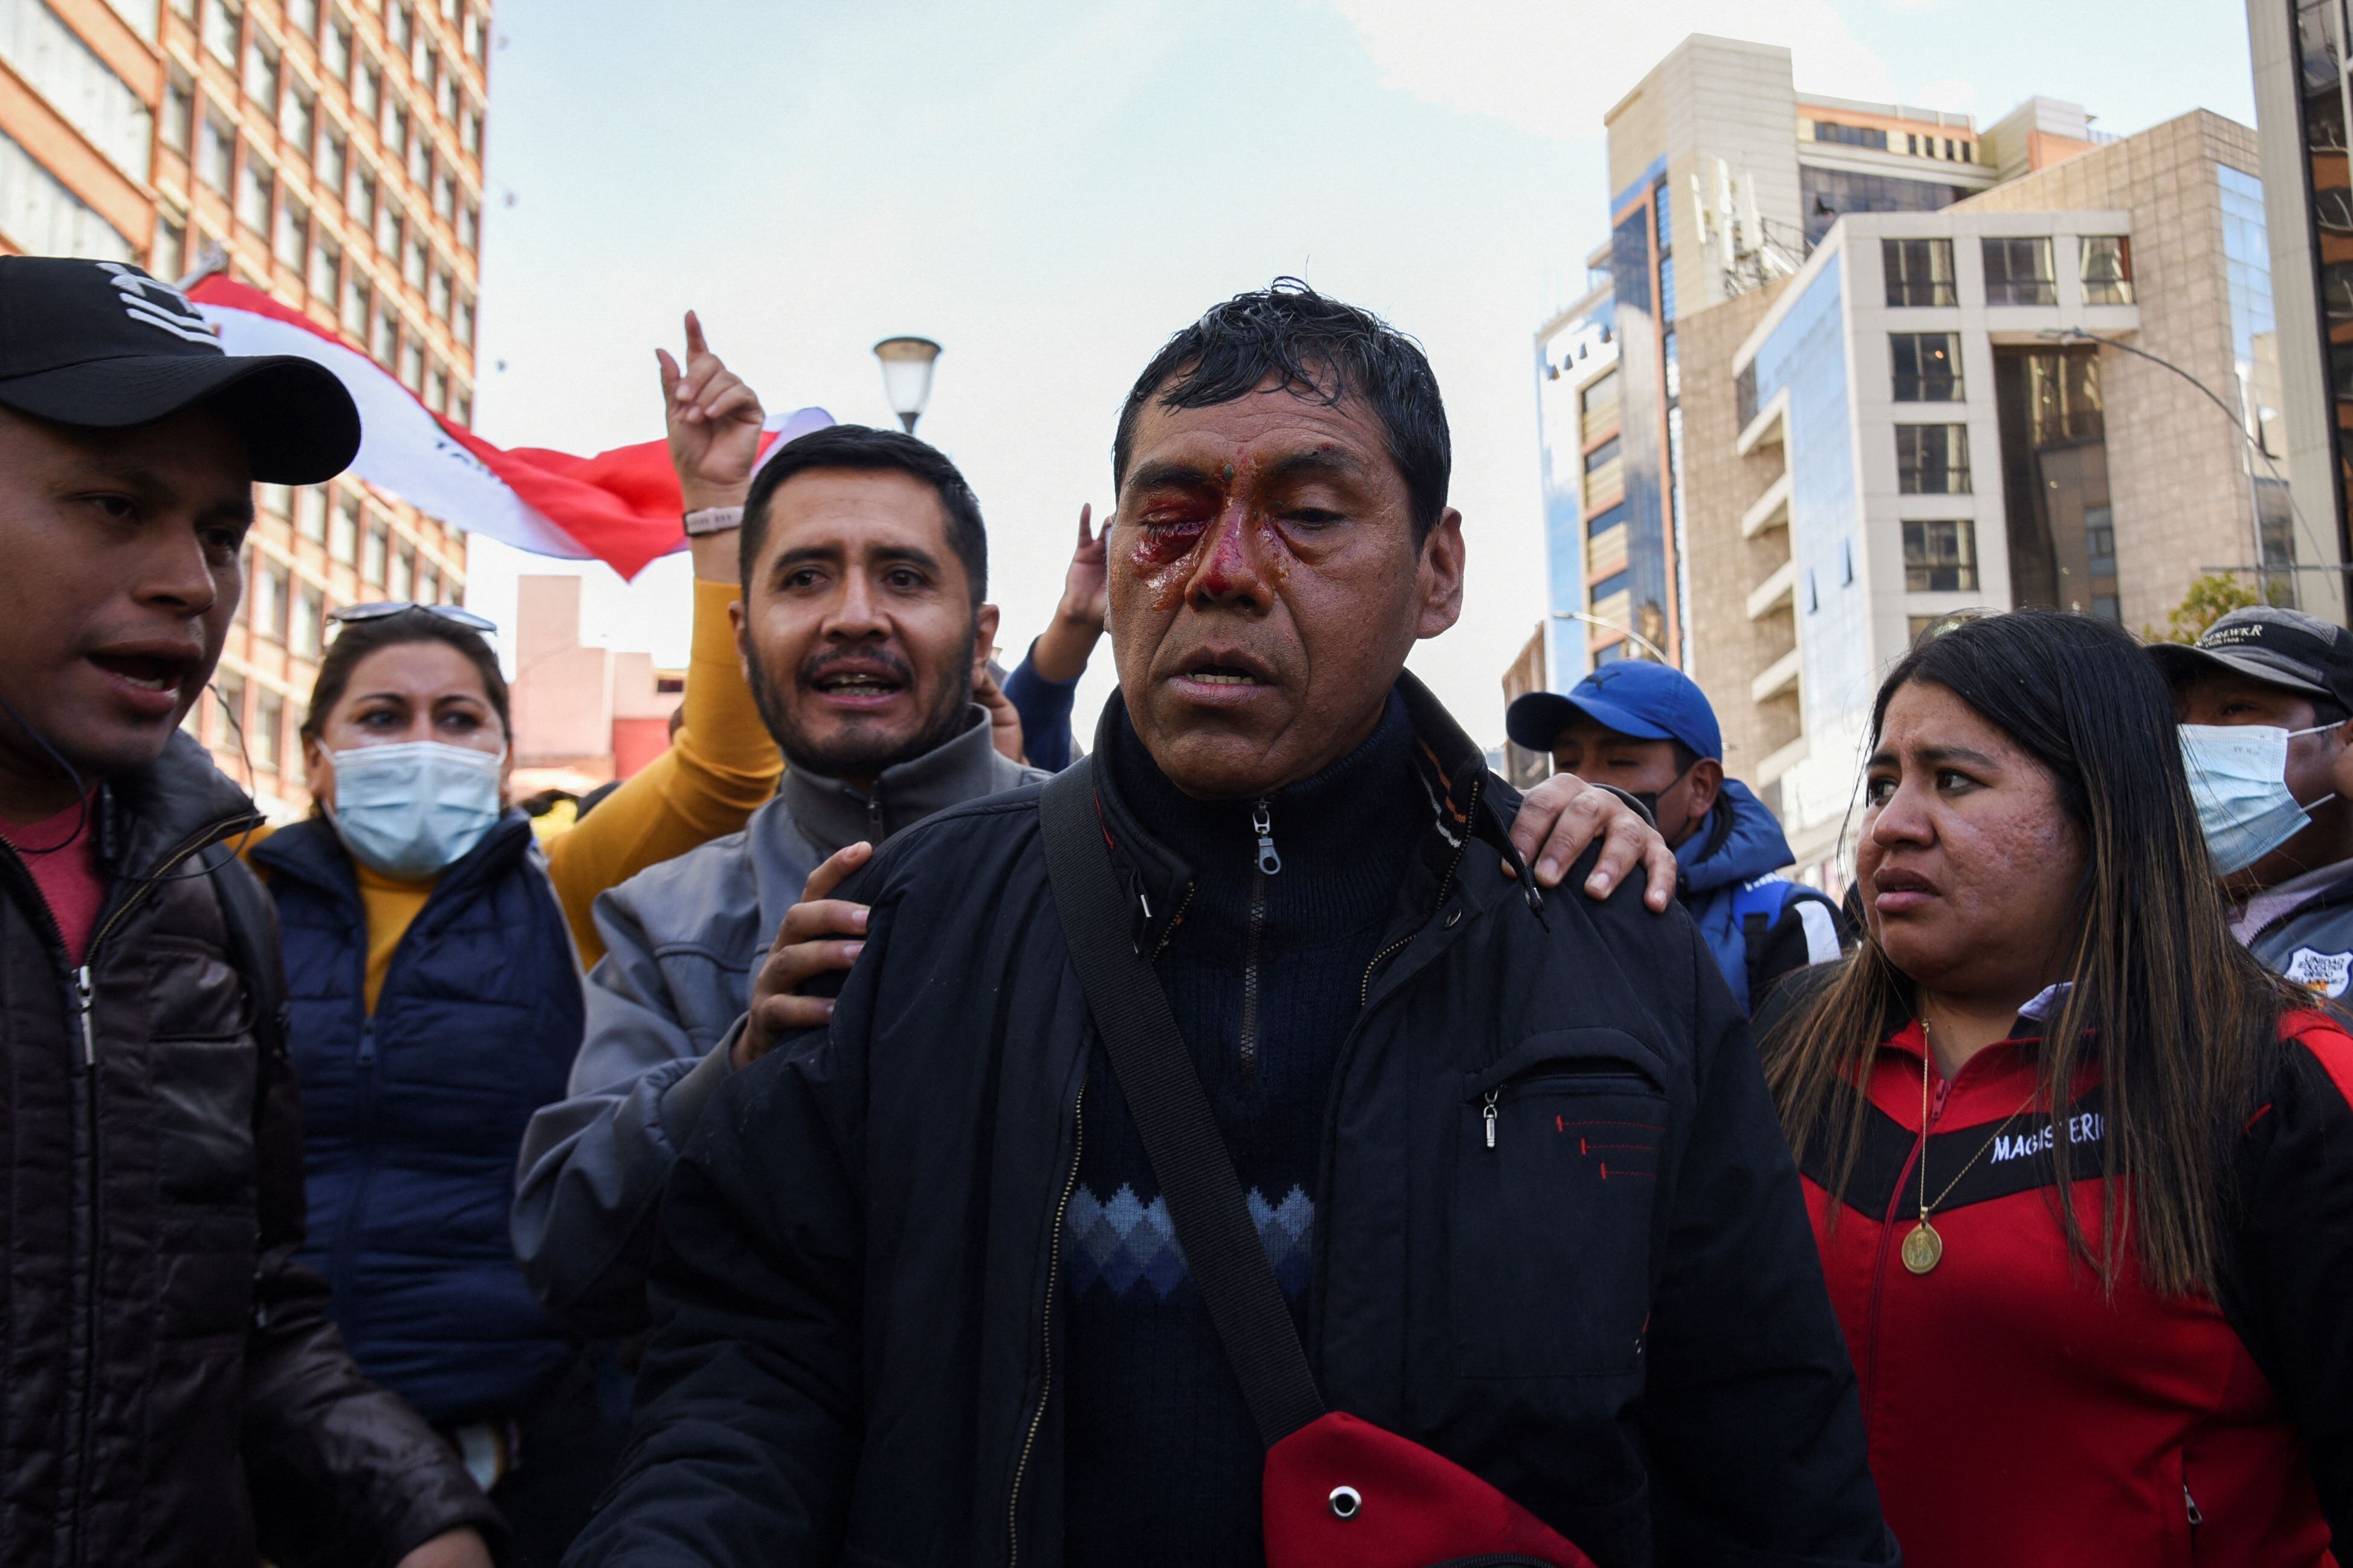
[210,855,291,1074]
[1038,761,1326,1448]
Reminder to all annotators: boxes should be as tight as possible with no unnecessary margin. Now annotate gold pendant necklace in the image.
[1905,1018,2033,1276]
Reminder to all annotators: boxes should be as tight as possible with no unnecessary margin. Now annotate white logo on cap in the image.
[95,262,217,347]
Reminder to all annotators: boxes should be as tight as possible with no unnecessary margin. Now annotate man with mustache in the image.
[565,282,1890,1567]
[516,357,1672,1339]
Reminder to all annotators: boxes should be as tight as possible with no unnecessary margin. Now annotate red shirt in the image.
[1801,1013,2351,1568]
[0,798,105,965]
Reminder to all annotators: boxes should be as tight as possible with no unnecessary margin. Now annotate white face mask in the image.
[327,740,505,880]
[2179,722,2335,877]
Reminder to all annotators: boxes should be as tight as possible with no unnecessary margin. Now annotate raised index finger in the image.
[683,309,708,362]
[802,839,873,903]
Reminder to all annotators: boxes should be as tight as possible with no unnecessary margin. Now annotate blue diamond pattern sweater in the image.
[1061,693,1420,1567]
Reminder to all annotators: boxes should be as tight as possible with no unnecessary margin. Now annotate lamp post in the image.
[1551,610,1669,663]
[872,336,942,434]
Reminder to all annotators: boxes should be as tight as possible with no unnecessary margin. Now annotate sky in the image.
[462,0,2261,748]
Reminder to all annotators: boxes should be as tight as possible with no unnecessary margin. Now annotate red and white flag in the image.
[189,276,830,581]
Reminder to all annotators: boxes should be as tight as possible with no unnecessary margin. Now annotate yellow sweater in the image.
[248,575,782,1006]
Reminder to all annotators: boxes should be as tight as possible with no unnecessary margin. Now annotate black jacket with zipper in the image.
[0,732,497,1567]
[570,677,1896,1568]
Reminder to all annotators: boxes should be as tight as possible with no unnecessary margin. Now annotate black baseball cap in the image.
[0,256,358,484]
[2147,605,2353,709]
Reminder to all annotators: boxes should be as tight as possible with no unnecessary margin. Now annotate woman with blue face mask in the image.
[240,608,621,1567]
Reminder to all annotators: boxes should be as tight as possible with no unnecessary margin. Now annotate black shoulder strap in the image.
[1038,761,1325,1448]
[210,856,290,1074]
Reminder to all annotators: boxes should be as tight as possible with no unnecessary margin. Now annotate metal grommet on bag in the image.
[1328,1485,1362,1520]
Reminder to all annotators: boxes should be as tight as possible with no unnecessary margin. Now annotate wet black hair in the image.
[1113,279,1452,544]
[739,424,987,605]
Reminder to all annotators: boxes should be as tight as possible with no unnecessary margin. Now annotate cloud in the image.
[1320,0,1898,141]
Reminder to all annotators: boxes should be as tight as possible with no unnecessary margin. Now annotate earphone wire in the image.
[0,688,92,856]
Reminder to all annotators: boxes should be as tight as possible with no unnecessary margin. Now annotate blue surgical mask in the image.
[328,740,505,879]
[2180,722,2334,876]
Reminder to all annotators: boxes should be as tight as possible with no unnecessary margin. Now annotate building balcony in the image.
[1751,645,1804,703]
[1736,387,1788,457]
[1746,557,1797,621]
[1741,472,1793,538]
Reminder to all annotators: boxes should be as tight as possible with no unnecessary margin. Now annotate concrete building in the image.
[1681,111,2329,880]
[1576,34,2024,672]
[1,0,494,813]
[1532,260,1622,680]
[2245,0,2353,582]
[507,575,682,798]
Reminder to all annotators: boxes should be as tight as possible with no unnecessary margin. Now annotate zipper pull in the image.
[2184,1485,2202,1528]
[74,965,95,1070]
[1482,1089,1500,1149]
[356,1018,378,1069]
[1251,800,1281,876]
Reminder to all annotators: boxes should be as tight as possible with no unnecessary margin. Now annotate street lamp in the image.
[872,336,942,434]
[1551,610,1669,663]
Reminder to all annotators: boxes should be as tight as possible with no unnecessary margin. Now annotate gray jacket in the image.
[2242,860,2353,1005]
[511,708,1043,1335]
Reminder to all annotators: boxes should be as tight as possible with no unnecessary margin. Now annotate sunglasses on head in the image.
[328,601,498,634]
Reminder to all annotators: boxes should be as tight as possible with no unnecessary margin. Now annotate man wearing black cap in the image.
[0,259,496,1568]
[2155,605,2353,998]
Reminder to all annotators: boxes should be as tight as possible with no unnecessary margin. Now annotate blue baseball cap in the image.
[1505,660,1723,761]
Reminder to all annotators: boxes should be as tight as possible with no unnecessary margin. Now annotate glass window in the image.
[372,306,396,364]
[329,489,360,561]
[320,123,347,194]
[308,232,339,299]
[244,36,279,115]
[1812,120,1889,149]
[426,360,446,410]
[253,558,288,640]
[1891,333,1963,402]
[459,100,479,155]
[383,99,406,158]
[1579,369,1619,446]
[1982,236,2057,306]
[409,129,433,189]
[389,544,413,600]
[405,235,428,289]
[213,669,245,747]
[389,2,410,52]
[254,688,282,772]
[435,171,456,221]
[454,292,473,346]
[362,519,387,586]
[1897,424,1972,494]
[295,486,328,542]
[286,0,319,30]
[1804,169,1966,250]
[236,156,273,234]
[352,166,377,231]
[290,583,323,658]
[324,13,352,81]
[457,200,477,250]
[428,265,451,319]
[400,338,424,390]
[341,268,369,334]
[1883,238,1956,307]
[1903,518,1979,591]
[2080,236,2134,305]
[152,216,184,282]
[204,0,241,65]
[282,78,315,157]
[376,197,401,257]
[355,58,380,120]
[419,564,439,604]
[199,113,236,195]
[162,70,193,153]
[450,389,470,426]
[273,194,306,268]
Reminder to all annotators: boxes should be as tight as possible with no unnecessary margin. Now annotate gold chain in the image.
[1906,1017,2038,1274]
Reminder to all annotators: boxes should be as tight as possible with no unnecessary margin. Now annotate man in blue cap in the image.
[1508,660,1849,1012]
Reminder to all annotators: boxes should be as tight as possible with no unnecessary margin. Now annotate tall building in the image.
[1531,255,1620,680]
[1683,111,2334,880]
[507,575,683,798]
[2245,0,2353,580]
[0,0,493,814]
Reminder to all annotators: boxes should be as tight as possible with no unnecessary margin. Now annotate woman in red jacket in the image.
[1762,610,2351,1567]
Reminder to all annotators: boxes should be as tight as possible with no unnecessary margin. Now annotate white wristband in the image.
[682,505,743,537]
